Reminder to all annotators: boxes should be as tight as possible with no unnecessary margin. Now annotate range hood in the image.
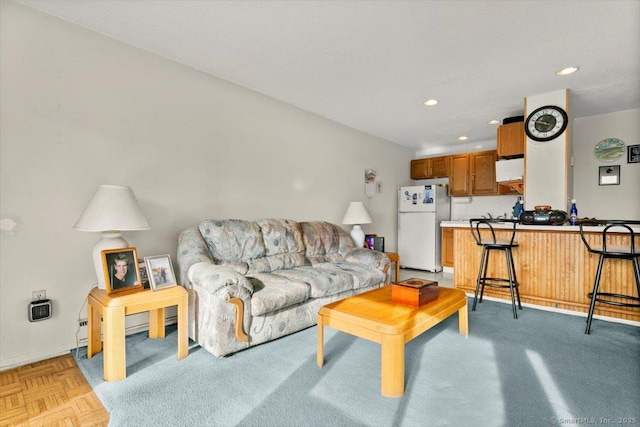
[495,158,524,182]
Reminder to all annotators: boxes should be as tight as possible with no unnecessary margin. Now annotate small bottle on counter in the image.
[513,196,524,219]
[569,199,578,225]
[518,197,524,218]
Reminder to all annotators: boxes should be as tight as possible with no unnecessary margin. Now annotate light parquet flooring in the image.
[0,354,109,427]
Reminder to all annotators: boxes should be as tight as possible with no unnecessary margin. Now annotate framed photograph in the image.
[365,234,377,250]
[628,144,640,163]
[101,247,142,295]
[599,165,620,186]
[138,259,150,289]
[144,254,177,291]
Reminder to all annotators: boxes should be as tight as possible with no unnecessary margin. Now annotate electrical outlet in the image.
[78,319,88,327]
[32,290,46,301]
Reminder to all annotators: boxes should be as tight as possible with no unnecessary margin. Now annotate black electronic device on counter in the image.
[520,210,568,226]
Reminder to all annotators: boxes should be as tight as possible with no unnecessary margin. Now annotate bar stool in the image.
[469,218,522,319]
[579,220,640,334]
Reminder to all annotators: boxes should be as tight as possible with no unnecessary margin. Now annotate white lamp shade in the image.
[74,185,150,231]
[341,202,372,225]
[74,185,149,289]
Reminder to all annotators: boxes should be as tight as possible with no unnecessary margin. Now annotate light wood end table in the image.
[87,285,188,381]
[385,252,400,283]
[317,286,467,397]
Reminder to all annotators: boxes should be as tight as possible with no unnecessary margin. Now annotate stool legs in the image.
[586,255,640,334]
[473,247,521,319]
[473,247,489,311]
[585,255,605,334]
[505,247,522,318]
[635,258,640,305]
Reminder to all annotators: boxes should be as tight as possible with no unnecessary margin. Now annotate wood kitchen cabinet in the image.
[410,158,428,180]
[441,227,454,268]
[449,154,470,195]
[413,150,516,196]
[497,122,525,158]
[429,156,449,178]
[410,156,449,180]
[449,150,499,196]
[471,151,499,195]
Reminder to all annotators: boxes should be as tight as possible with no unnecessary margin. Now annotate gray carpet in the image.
[74,299,640,427]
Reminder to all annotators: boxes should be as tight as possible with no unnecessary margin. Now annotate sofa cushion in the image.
[301,221,355,264]
[248,273,310,316]
[199,219,303,274]
[274,266,355,298]
[313,261,386,291]
[255,219,306,271]
[199,219,266,263]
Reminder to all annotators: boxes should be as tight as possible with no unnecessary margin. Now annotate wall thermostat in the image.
[29,299,52,322]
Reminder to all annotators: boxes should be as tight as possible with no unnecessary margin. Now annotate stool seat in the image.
[483,240,519,248]
[579,220,640,334]
[469,218,522,319]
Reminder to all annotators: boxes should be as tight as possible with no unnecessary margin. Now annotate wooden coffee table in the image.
[317,286,468,397]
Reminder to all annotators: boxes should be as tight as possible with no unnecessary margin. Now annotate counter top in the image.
[441,220,640,233]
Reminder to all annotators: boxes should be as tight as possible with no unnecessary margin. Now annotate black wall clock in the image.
[525,105,568,142]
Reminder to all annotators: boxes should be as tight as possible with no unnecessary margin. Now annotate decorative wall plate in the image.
[594,138,625,162]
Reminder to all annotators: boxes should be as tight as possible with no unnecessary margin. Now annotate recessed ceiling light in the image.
[458,136,468,141]
[423,99,439,106]
[488,119,500,125]
[556,66,579,76]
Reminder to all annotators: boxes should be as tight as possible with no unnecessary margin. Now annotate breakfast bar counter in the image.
[441,221,640,322]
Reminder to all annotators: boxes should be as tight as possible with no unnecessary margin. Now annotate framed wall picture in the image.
[599,165,620,186]
[594,138,625,162]
[144,254,177,291]
[628,144,640,163]
[101,247,142,295]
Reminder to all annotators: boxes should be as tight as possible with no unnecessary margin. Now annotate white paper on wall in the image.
[365,169,377,198]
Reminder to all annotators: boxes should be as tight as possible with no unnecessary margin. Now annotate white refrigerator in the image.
[397,185,450,272]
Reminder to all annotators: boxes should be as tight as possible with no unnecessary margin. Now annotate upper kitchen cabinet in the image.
[471,151,499,194]
[449,154,470,195]
[497,121,525,158]
[410,156,450,180]
[449,150,502,196]
[410,158,428,179]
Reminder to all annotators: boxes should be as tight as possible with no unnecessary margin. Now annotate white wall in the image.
[0,1,412,369]
[573,109,640,219]
[449,195,520,221]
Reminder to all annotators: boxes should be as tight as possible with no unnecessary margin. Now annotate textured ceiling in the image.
[18,0,640,154]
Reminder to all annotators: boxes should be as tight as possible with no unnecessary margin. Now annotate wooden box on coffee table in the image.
[391,278,438,307]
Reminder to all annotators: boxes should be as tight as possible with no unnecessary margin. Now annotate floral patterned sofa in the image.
[177,218,390,357]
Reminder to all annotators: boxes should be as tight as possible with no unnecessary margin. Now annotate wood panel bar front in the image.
[448,224,640,322]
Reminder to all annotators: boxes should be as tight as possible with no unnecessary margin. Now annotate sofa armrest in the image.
[187,262,253,301]
[344,248,390,272]
[188,261,253,344]
[178,226,215,287]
